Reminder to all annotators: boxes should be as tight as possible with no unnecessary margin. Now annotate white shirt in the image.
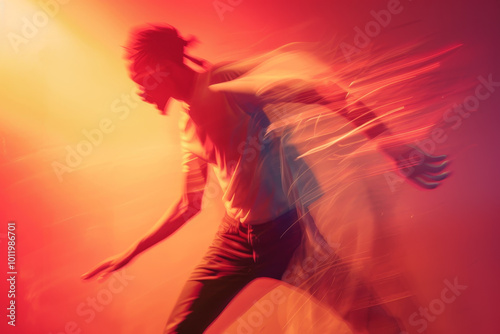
[179,64,321,224]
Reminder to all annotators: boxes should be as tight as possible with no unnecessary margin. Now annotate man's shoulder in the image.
[209,61,245,85]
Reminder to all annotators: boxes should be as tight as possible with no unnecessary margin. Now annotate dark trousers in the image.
[164,209,303,333]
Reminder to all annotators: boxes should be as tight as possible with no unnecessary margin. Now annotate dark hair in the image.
[125,24,203,72]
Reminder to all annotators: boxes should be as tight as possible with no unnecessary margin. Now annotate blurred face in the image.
[130,62,174,115]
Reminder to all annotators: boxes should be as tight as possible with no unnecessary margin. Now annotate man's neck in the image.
[180,67,204,105]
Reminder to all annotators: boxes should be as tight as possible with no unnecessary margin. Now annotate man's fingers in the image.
[424,153,447,163]
[412,176,440,189]
[97,270,114,283]
[422,161,449,174]
[81,267,103,280]
[422,171,451,181]
[395,146,451,189]
[81,261,112,280]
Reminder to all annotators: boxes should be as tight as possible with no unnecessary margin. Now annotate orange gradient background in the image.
[0,0,499,333]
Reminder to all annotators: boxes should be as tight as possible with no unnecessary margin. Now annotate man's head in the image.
[125,24,198,114]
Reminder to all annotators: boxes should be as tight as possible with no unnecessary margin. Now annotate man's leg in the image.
[164,276,253,334]
[165,209,305,333]
[164,214,256,334]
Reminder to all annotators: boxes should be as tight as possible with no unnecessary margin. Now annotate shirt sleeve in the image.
[181,150,208,194]
[208,49,343,107]
[179,112,208,194]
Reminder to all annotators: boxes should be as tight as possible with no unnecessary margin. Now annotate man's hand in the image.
[383,144,451,189]
[81,250,135,282]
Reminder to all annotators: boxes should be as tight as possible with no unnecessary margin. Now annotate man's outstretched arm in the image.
[81,156,208,282]
[133,191,205,254]
[277,82,451,189]
[81,191,204,282]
